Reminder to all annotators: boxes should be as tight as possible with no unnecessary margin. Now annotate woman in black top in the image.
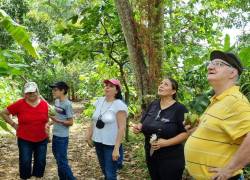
[133,77,188,180]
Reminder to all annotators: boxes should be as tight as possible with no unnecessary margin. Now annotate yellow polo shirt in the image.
[185,86,250,179]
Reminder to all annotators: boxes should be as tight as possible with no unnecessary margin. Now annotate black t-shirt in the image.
[141,100,188,159]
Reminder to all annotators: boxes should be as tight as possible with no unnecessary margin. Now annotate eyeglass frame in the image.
[206,60,233,68]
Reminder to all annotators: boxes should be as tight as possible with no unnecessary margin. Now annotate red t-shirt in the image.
[7,98,49,142]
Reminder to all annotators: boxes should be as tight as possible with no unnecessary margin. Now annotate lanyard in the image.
[98,98,114,119]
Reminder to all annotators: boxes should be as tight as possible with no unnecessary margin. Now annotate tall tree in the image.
[114,0,164,109]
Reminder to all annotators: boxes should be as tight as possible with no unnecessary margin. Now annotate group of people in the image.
[0,81,75,180]
[132,50,250,180]
[1,50,250,180]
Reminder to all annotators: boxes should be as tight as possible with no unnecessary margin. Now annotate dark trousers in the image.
[17,138,48,179]
[94,142,123,180]
[146,154,184,180]
[52,135,75,180]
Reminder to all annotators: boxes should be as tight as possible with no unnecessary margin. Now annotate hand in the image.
[48,114,55,118]
[49,115,56,120]
[112,148,120,161]
[45,123,50,134]
[132,123,142,134]
[209,167,234,180]
[184,122,198,135]
[151,138,167,150]
[11,122,18,130]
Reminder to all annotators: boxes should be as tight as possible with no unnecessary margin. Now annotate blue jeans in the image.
[239,174,244,180]
[17,138,48,179]
[229,174,245,180]
[52,135,75,180]
[94,142,123,180]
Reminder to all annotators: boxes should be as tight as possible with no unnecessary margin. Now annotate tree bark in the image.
[147,0,164,91]
[114,0,150,108]
[114,0,164,109]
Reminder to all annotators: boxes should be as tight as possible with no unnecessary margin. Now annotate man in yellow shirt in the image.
[185,50,250,180]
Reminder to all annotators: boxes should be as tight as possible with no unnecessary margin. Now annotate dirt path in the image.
[0,102,148,180]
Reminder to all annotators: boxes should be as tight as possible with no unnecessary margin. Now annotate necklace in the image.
[98,98,115,119]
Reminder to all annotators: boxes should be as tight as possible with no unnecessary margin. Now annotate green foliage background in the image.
[0,0,249,126]
[0,0,250,177]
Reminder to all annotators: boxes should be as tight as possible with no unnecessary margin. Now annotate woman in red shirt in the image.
[0,82,49,180]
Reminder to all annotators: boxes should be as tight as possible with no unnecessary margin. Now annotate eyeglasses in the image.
[207,61,232,68]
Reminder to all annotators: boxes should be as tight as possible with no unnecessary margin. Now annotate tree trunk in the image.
[147,0,164,91]
[115,0,164,141]
[114,0,150,109]
[114,0,164,109]
[71,85,75,101]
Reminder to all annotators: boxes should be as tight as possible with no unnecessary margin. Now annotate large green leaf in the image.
[223,34,230,51]
[0,9,39,59]
[239,47,250,67]
[0,51,27,76]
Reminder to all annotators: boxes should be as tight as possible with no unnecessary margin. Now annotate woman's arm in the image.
[86,122,94,147]
[113,111,127,161]
[151,132,188,150]
[0,109,18,130]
